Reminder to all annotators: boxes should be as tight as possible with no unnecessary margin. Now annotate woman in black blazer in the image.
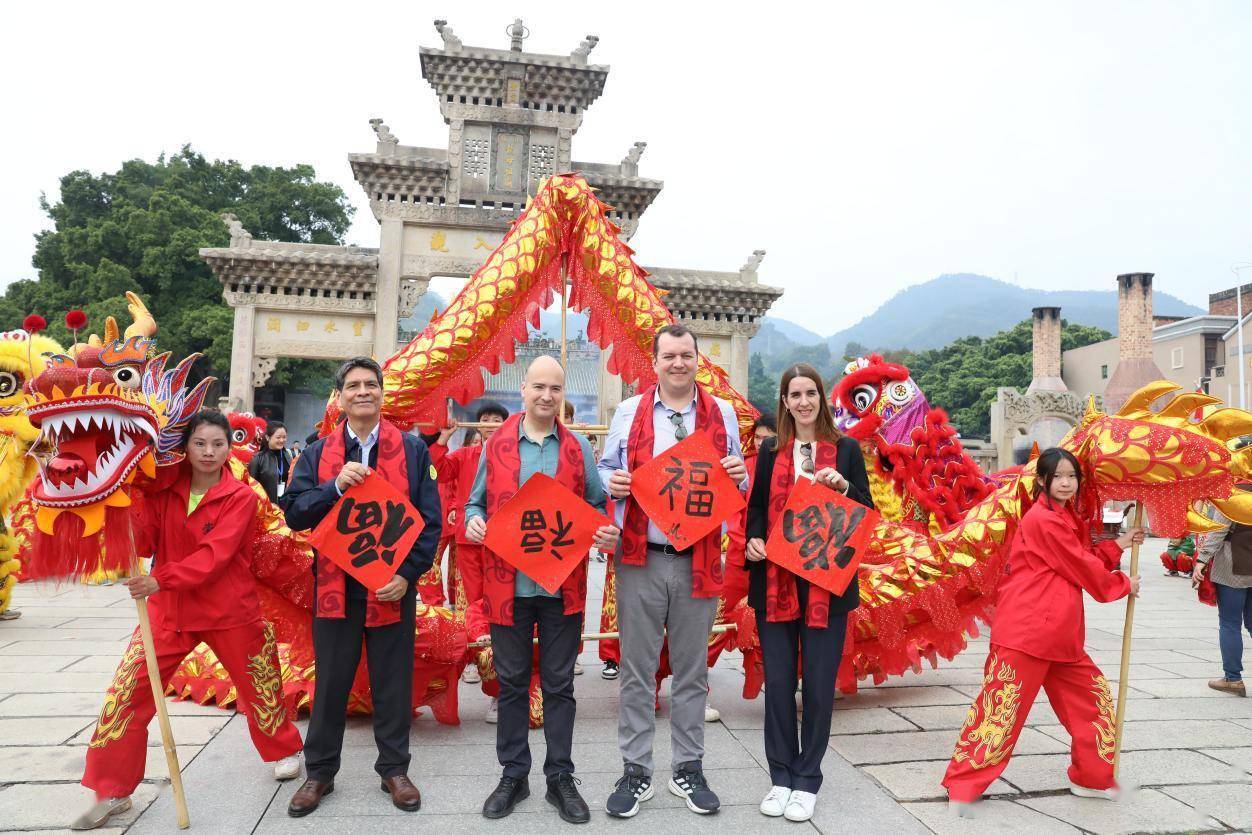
[745,363,873,822]
[248,421,295,503]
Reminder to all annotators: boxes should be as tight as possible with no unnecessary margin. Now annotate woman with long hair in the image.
[942,447,1143,812]
[744,363,874,822]
[72,411,304,830]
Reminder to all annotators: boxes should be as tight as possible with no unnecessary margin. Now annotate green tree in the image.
[900,319,1109,439]
[1,147,353,388]
[748,352,775,413]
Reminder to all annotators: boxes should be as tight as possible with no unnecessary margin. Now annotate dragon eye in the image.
[0,371,18,398]
[231,429,248,444]
[885,381,913,406]
[111,367,140,390]
[851,384,878,412]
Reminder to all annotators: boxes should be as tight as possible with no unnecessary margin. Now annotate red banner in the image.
[764,478,878,595]
[483,473,610,594]
[631,429,745,548]
[308,473,426,591]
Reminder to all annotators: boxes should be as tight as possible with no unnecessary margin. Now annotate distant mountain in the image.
[823,273,1203,355]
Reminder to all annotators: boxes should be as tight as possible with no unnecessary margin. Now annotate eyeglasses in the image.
[800,442,814,474]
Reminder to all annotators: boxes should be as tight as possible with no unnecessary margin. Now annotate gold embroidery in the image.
[89,631,146,748]
[1092,673,1116,764]
[952,655,1022,769]
[245,622,287,736]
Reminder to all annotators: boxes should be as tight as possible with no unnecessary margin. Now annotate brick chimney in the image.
[1027,306,1066,392]
[1104,272,1165,412]
[1209,283,1252,317]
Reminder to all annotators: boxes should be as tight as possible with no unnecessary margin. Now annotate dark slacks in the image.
[758,582,848,794]
[305,590,417,782]
[489,595,582,780]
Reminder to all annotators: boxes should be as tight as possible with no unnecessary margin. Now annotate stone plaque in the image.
[254,312,375,360]
[493,131,527,193]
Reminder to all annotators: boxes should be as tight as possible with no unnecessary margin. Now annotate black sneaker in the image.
[546,773,590,824]
[483,775,529,819]
[605,764,653,818]
[668,761,719,814]
[602,661,619,680]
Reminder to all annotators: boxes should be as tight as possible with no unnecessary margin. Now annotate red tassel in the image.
[101,504,141,576]
[26,506,141,583]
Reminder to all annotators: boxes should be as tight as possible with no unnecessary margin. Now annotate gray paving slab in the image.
[892,701,1062,731]
[903,799,1080,833]
[998,748,1252,792]
[1159,782,1252,829]
[862,758,1016,801]
[1017,788,1219,834]
[0,783,159,830]
[831,727,1067,765]
[0,716,95,745]
[0,691,229,717]
[0,743,202,782]
[0,671,113,693]
[1199,745,1252,773]
[0,639,136,656]
[66,714,231,747]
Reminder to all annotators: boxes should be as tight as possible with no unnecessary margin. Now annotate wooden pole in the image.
[1111,503,1144,780]
[135,599,190,828]
[468,622,737,649]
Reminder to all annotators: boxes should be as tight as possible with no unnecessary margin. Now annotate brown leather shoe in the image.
[382,774,422,811]
[1209,678,1247,697]
[287,779,333,817]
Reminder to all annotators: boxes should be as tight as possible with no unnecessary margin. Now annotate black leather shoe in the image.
[483,775,530,819]
[547,773,590,824]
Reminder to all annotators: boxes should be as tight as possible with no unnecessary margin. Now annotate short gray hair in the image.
[334,357,383,390]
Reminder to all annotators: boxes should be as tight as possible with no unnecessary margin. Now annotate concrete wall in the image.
[1064,331,1212,400]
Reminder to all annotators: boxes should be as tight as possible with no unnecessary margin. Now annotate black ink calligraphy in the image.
[660,456,715,518]
[516,508,578,560]
[781,502,866,571]
[336,496,416,568]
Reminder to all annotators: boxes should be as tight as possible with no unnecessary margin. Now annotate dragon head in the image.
[25,346,211,537]
[832,354,929,443]
[1064,381,1252,536]
[228,412,267,463]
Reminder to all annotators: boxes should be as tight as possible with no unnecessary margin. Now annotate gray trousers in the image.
[615,550,718,775]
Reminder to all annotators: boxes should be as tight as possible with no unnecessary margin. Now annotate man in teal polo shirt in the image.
[466,355,618,824]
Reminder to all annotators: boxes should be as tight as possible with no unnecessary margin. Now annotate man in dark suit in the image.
[280,357,441,817]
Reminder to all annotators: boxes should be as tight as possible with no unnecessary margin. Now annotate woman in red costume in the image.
[943,447,1143,814]
[72,411,304,830]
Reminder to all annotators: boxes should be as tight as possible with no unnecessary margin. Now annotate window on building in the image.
[1171,347,1184,369]
[1100,364,1108,380]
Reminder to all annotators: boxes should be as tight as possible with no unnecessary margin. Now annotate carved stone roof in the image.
[647,267,784,330]
[349,148,450,205]
[574,161,663,231]
[419,47,608,113]
[200,241,380,312]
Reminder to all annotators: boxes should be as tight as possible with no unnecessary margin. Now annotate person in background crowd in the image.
[249,420,295,503]
[1194,508,1252,696]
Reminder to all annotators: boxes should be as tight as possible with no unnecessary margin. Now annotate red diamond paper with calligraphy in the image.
[630,429,746,549]
[764,478,879,596]
[307,473,426,592]
[483,473,610,594]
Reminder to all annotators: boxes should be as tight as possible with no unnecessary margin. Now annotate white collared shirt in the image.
[347,421,380,466]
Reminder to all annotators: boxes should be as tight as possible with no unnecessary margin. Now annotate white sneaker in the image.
[486,697,499,724]
[759,786,791,817]
[573,661,584,676]
[462,663,481,684]
[1069,781,1122,801]
[273,753,302,781]
[704,704,720,723]
[783,790,816,822]
[70,797,131,830]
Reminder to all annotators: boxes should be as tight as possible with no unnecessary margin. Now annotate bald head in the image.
[521,355,565,423]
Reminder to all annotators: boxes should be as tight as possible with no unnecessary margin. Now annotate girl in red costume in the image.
[943,447,1143,813]
[72,411,304,830]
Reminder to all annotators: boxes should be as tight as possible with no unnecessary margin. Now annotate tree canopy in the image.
[0,147,353,387]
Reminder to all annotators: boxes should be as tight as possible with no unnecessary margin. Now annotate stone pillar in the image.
[597,345,626,426]
[729,333,750,394]
[1028,306,1066,392]
[373,219,403,359]
[227,305,256,413]
[1104,272,1164,413]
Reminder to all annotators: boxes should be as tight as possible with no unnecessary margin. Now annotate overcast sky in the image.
[3,1,1250,335]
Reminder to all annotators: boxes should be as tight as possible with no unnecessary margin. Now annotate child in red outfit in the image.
[943,447,1143,811]
[73,412,304,831]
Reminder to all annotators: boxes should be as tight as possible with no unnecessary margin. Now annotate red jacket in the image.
[992,497,1130,662]
[431,443,483,545]
[139,467,262,633]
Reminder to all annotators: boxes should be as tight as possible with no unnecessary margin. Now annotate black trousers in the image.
[489,596,581,780]
[305,590,417,782]
[758,582,848,794]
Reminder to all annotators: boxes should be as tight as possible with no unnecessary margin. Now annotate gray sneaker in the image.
[71,797,132,830]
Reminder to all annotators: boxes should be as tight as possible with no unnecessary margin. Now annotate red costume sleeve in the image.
[1035,514,1131,603]
[1094,538,1123,571]
[436,446,465,492]
[132,489,159,559]
[151,491,259,592]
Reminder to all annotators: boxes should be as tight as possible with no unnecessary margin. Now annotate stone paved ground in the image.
[2,537,1251,833]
